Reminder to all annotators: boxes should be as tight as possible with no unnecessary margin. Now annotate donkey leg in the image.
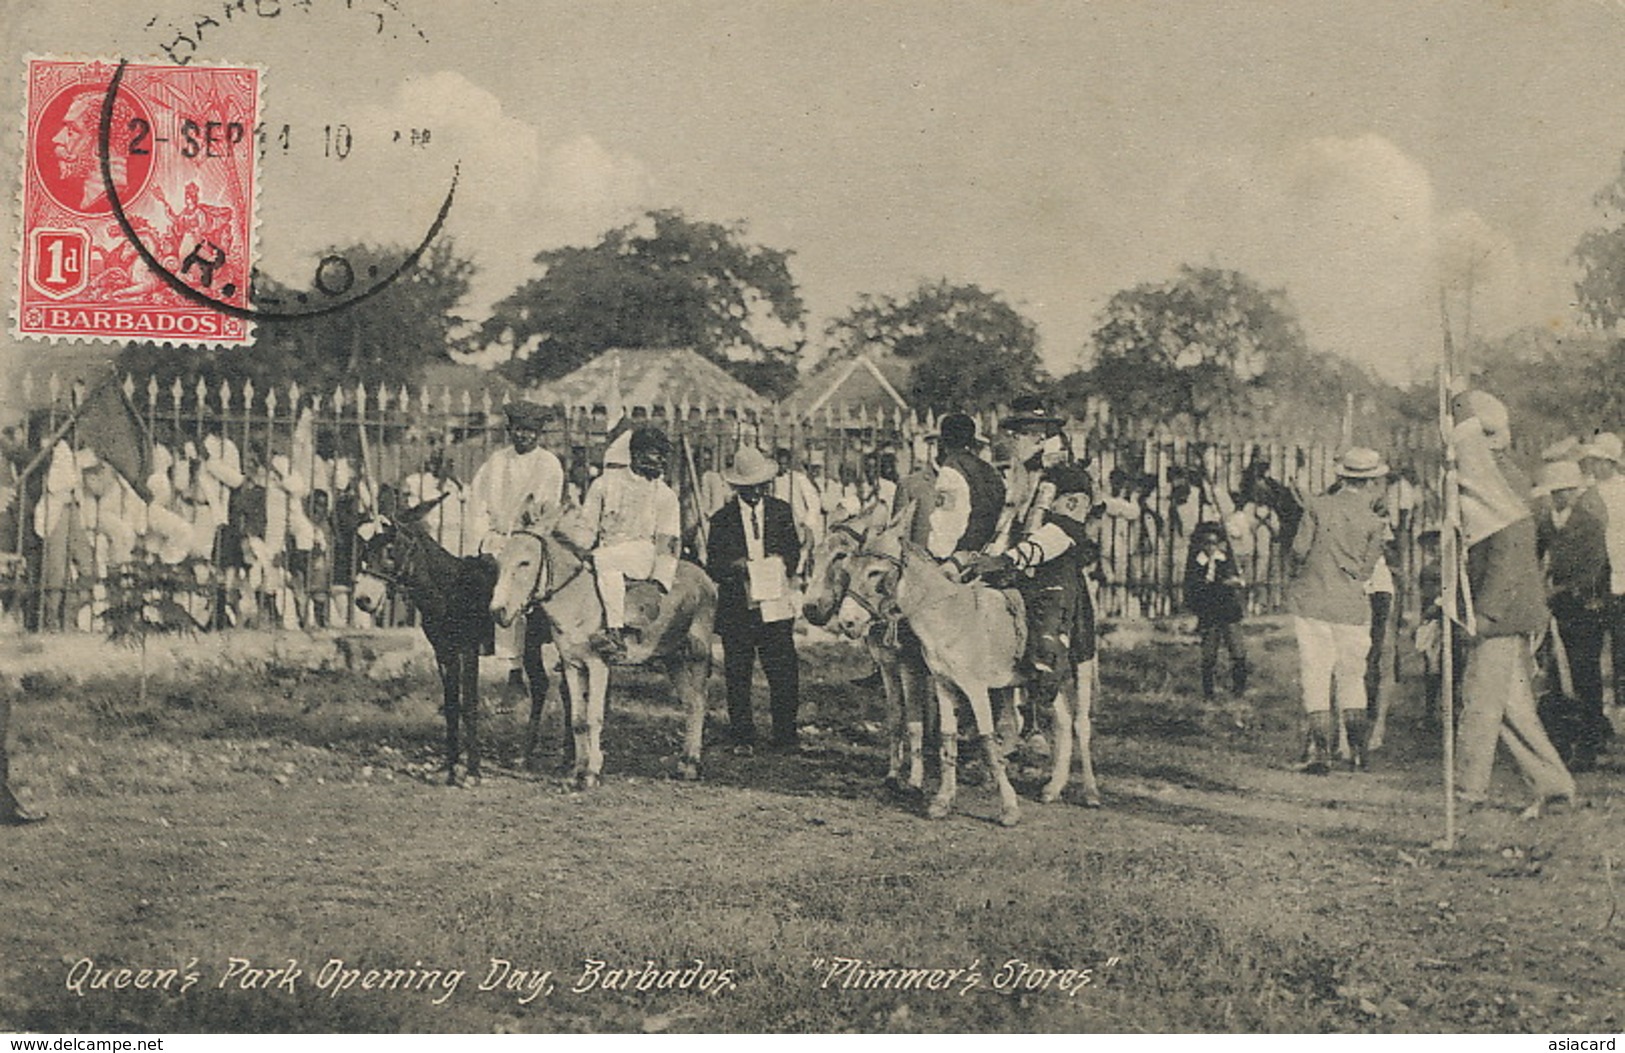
[967,682,1020,828]
[1065,659,1101,807]
[575,658,608,789]
[901,654,929,793]
[927,680,959,820]
[674,658,706,781]
[522,686,545,773]
[557,655,577,774]
[875,647,905,790]
[561,662,591,784]
[1043,678,1075,804]
[438,657,460,785]
[461,650,482,780]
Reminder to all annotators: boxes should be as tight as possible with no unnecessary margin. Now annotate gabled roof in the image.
[780,348,913,419]
[525,347,766,409]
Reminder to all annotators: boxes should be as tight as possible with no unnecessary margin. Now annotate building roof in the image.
[780,348,913,419]
[418,359,520,403]
[525,347,766,410]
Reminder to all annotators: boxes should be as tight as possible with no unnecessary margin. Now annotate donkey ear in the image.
[400,492,448,523]
[885,497,919,537]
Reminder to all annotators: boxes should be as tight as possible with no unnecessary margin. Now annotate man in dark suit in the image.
[707,446,802,753]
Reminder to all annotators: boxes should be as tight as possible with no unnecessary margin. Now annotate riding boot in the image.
[1343,709,1370,772]
[1299,711,1333,775]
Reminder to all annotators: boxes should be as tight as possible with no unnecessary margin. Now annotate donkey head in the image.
[352,494,449,613]
[802,500,887,627]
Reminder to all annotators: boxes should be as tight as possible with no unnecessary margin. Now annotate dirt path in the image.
[2,633,1623,1032]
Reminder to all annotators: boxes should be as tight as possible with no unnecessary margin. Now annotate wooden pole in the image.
[1436,293,1459,850]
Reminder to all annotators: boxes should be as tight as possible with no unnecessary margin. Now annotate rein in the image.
[511,528,588,606]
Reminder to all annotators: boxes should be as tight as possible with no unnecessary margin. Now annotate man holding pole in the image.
[1449,391,1575,817]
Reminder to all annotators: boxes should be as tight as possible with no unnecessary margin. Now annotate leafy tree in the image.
[103,555,211,703]
[118,240,476,393]
[824,280,1043,412]
[1087,266,1313,431]
[1573,150,1625,330]
[484,209,805,397]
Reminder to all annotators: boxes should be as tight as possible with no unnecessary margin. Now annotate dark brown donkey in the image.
[352,497,561,784]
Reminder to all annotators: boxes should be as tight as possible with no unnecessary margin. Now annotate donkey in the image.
[842,527,1101,826]
[489,523,717,789]
[801,503,931,794]
[352,497,527,785]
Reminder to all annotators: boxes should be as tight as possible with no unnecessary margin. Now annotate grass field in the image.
[1,623,1622,1033]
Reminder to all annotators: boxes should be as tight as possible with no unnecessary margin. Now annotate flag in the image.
[72,375,151,502]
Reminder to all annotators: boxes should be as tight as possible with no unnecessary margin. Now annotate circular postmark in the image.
[97,58,458,322]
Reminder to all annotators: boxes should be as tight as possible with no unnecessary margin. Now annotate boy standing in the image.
[1185,521,1248,701]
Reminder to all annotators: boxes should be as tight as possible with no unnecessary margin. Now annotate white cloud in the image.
[1168,133,1552,383]
[256,72,650,325]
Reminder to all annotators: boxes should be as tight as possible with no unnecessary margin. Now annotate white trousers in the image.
[594,539,657,628]
[1293,616,1370,715]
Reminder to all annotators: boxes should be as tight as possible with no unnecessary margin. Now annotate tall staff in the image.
[1435,292,1474,850]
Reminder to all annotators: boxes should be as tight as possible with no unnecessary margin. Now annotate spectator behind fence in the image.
[33,441,93,629]
[1184,521,1248,702]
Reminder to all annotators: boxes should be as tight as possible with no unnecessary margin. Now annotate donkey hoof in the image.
[677,758,702,782]
[1082,792,1103,809]
[575,772,601,791]
[925,797,953,820]
[883,775,903,794]
[1040,782,1065,804]
[999,808,1021,828]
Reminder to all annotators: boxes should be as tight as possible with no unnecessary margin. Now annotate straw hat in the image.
[1580,431,1623,464]
[1533,459,1587,496]
[723,446,777,487]
[1335,447,1389,479]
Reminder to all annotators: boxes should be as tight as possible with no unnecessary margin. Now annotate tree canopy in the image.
[823,280,1043,412]
[483,209,805,398]
[118,240,476,393]
[1573,150,1625,331]
[1086,265,1316,431]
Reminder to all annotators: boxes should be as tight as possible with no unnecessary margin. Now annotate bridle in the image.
[844,544,905,624]
[507,528,588,609]
[356,519,424,591]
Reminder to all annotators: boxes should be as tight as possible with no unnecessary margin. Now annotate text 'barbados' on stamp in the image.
[14,57,259,346]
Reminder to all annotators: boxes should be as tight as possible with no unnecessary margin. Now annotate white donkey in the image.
[841,521,1101,826]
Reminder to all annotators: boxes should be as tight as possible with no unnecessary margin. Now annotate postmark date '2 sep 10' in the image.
[16,57,259,345]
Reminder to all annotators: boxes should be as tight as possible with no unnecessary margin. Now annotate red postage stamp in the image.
[14,57,259,345]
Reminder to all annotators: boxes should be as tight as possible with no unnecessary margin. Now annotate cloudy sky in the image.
[8,0,1625,386]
